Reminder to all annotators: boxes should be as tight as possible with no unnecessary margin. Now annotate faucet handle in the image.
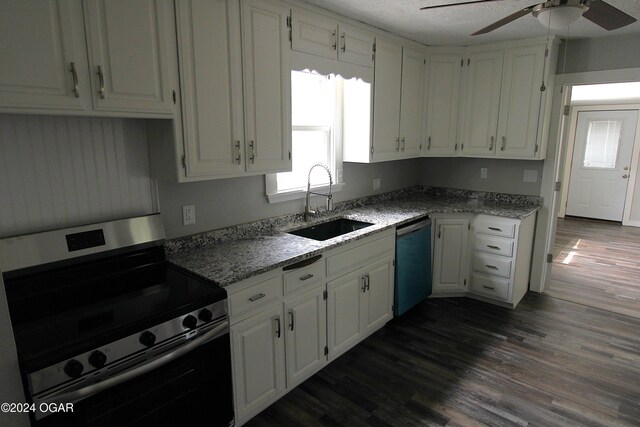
[327,195,333,211]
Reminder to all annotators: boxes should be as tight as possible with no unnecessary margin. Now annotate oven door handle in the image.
[35,320,229,407]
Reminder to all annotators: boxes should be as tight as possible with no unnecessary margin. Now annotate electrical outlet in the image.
[373,177,381,191]
[183,205,195,225]
[480,168,488,179]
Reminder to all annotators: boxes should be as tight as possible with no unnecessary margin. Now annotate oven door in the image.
[34,333,233,427]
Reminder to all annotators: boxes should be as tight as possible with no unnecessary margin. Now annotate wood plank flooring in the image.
[547,217,640,319]
[246,294,640,426]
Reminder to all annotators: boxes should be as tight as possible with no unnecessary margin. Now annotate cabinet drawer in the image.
[228,276,282,318]
[474,216,516,238]
[474,235,514,257]
[470,274,510,301]
[473,253,512,279]
[283,258,325,294]
[326,234,394,278]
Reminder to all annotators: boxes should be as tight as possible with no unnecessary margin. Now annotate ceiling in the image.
[300,0,640,46]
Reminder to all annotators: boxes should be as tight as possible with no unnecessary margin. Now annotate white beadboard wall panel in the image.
[0,114,154,237]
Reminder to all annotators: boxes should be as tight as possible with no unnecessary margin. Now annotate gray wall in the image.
[556,33,640,74]
[153,155,421,239]
[419,157,544,196]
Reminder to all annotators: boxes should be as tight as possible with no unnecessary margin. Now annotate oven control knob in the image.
[88,351,107,369]
[182,314,198,330]
[198,308,213,323]
[64,359,84,379]
[139,331,156,347]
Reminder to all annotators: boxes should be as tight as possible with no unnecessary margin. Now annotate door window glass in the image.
[583,119,622,169]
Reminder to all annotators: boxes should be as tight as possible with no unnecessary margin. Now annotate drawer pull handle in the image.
[299,274,314,281]
[249,293,266,302]
[485,265,499,270]
[487,245,501,250]
[488,227,502,232]
[289,310,295,331]
[482,285,495,290]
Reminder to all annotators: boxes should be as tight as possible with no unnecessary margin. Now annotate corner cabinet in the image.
[175,0,291,181]
[431,215,471,295]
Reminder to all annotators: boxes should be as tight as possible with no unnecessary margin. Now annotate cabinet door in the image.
[327,269,364,360]
[399,47,424,159]
[361,257,394,335]
[338,24,374,67]
[84,0,174,113]
[432,218,469,293]
[231,305,286,421]
[291,10,337,59]
[284,286,327,388]
[424,54,462,156]
[496,44,546,159]
[176,0,245,178]
[372,37,402,162]
[0,0,90,111]
[461,50,503,157]
[241,0,292,174]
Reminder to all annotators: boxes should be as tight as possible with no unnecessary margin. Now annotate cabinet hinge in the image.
[372,41,376,61]
[563,105,570,116]
[324,346,328,356]
[468,223,470,230]
[461,143,464,150]
[323,290,327,300]
[172,90,176,104]
[181,155,186,169]
[554,181,562,192]
[288,150,292,160]
[371,146,374,155]
[534,144,539,153]
[547,253,553,263]
[455,143,458,151]
[464,278,467,286]
[467,58,470,66]
[392,259,396,267]
[545,47,549,58]
[287,15,292,42]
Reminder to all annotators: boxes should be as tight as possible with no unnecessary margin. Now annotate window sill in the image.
[266,182,345,204]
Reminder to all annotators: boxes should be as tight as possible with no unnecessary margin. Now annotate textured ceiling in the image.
[300,0,640,46]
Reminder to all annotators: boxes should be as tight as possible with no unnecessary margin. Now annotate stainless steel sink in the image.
[288,218,373,241]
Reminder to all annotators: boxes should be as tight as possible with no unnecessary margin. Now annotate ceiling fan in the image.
[420,0,637,35]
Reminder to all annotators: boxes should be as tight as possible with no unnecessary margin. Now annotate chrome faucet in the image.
[305,163,333,221]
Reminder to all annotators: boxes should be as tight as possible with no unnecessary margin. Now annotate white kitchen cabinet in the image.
[423,52,463,157]
[360,256,394,335]
[0,0,90,111]
[231,304,286,423]
[284,285,327,388]
[460,49,504,157]
[241,0,292,174]
[291,10,374,67]
[327,269,363,359]
[432,215,470,294]
[399,47,425,158]
[175,0,245,178]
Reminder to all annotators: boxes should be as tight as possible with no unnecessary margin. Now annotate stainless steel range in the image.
[0,215,233,426]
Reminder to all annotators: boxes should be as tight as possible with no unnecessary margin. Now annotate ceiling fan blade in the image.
[472,6,535,35]
[582,0,637,31]
[420,0,506,11]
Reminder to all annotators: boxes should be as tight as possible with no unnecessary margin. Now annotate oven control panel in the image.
[28,300,228,397]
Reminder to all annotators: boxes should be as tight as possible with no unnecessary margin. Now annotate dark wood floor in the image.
[547,217,640,319]
[247,294,640,426]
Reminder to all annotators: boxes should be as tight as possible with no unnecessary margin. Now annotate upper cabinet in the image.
[0,0,176,117]
[458,39,558,160]
[423,51,463,157]
[291,10,374,67]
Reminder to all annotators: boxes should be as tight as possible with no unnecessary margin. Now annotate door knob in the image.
[623,174,629,179]
[624,166,629,170]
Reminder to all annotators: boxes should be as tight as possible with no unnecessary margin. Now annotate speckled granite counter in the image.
[166,188,540,287]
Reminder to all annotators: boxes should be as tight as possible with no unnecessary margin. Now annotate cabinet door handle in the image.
[401,137,405,151]
[489,136,494,151]
[361,276,367,292]
[487,245,501,250]
[249,140,255,163]
[332,30,337,50]
[235,140,241,164]
[482,285,495,290]
[427,136,431,150]
[485,265,499,270]
[437,225,442,239]
[488,227,502,232]
[274,316,281,338]
[289,310,294,331]
[70,62,80,98]
[395,137,400,151]
[249,293,265,302]
[299,273,314,281]
[341,32,346,52]
[365,273,370,291]
[97,65,106,99]
[501,136,506,151]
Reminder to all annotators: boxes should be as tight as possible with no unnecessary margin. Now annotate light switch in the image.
[523,170,538,183]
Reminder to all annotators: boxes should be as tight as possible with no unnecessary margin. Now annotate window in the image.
[582,119,622,169]
[266,69,371,202]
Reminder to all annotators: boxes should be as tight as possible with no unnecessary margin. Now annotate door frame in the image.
[530,67,640,293]
[558,104,640,222]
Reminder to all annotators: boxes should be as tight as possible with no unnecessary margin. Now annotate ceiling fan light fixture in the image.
[534,2,589,32]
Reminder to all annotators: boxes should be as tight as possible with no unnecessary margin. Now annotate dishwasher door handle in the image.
[396,219,431,236]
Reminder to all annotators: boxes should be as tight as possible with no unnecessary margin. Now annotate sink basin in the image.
[288,218,373,241]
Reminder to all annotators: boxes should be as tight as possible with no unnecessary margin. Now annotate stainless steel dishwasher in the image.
[394,218,432,316]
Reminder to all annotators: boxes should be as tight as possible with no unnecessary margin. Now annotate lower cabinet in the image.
[431,214,471,295]
[228,229,395,426]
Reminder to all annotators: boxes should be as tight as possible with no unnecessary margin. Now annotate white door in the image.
[399,47,424,159]
[432,218,469,293]
[372,37,402,161]
[327,269,363,360]
[361,257,394,335]
[566,110,639,221]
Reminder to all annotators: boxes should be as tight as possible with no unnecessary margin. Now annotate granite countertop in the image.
[166,189,540,288]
